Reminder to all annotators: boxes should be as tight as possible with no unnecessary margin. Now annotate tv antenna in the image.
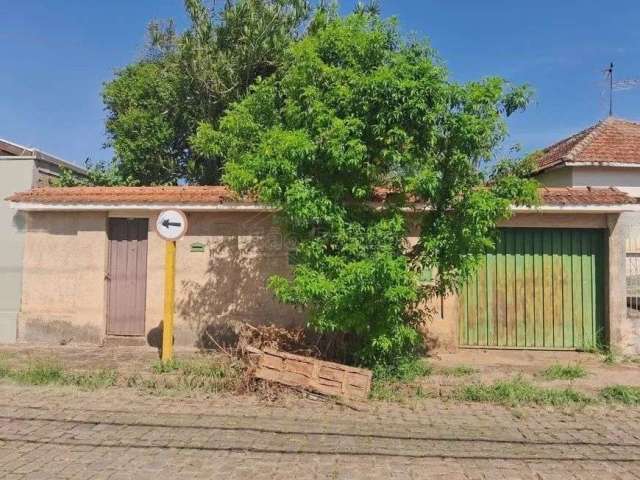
[603,62,640,116]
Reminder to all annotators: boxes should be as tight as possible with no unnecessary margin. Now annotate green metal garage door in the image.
[460,228,605,349]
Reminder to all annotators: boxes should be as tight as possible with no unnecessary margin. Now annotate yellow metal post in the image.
[162,240,176,362]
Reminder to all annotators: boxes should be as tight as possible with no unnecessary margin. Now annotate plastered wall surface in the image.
[18,210,634,353]
[0,159,35,343]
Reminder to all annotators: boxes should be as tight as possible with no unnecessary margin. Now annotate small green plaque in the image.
[190,242,206,253]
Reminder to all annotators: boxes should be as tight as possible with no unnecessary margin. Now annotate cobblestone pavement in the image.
[0,384,639,479]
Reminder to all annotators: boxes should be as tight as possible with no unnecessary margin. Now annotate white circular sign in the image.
[155,209,188,241]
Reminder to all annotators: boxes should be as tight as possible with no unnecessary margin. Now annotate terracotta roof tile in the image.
[538,186,635,206]
[536,117,640,171]
[6,185,636,207]
[5,186,241,205]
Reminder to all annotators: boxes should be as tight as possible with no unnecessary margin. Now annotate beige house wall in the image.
[19,212,108,343]
[145,211,303,347]
[19,211,303,346]
[16,209,633,353]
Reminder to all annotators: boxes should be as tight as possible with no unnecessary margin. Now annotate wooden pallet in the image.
[254,348,372,401]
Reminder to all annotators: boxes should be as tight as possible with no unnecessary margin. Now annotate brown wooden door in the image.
[106,218,148,336]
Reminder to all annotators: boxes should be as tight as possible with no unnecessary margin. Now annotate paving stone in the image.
[0,384,639,479]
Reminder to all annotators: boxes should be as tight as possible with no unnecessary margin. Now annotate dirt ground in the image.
[428,349,640,395]
[0,344,638,398]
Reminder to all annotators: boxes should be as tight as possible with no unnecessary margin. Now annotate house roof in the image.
[6,186,239,205]
[5,185,637,211]
[0,138,86,175]
[538,186,634,206]
[535,117,640,172]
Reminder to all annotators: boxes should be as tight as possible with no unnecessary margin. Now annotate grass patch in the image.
[457,377,594,407]
[370,357,432,402]
[63,369,118,389]
[0,359,11,378]
[138,357,244,395]
[0,359,117,390]
[600,385,640,405]
[439,365,477,377]
[10,360,65,385]
[602,351,617,364]
[540,364,587,381]
[372,357,432,383]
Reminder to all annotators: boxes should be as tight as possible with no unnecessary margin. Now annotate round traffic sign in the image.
[155,209,188,241]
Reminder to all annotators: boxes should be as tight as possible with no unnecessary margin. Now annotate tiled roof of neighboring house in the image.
[6,185,637,207]
[535,117,640,172]
[538,186,635,205]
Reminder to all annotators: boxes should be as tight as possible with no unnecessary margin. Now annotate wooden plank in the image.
[524,231,535,347]
[533,230,545,346]
[572,231,584,349]
[125,221,138,334]
[552,230,564,348]
[460,276,468,345]
[542,230,555,348]
[135,219,149,335]
[515,230,526,347]
[486,246,497,347]
[467,257,478,346]
[581,232,593,349]
[477,253,488,346]
[496,231,507,347]
[561,230,574,348]
[506,230,517,346]
[594,231,605,346]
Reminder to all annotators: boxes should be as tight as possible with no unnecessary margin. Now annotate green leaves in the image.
[193,9,536,367]
[100,0,310,186]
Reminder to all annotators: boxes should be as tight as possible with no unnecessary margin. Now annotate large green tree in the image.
[192,12,538,366]
[60,0,310,186]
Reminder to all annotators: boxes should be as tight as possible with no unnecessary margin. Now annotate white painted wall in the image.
[536,166,640,198]
[534,168,574,187]
[572,167,640,198]
[0,158,36,342]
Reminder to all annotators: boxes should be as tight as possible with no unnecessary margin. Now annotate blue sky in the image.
[2,1,640,167]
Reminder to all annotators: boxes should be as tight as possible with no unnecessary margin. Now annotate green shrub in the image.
[600,385,640,405]
[373,357,432,383]
[540,364,587,381]
[195,11,537,367]
[370,357,432,402]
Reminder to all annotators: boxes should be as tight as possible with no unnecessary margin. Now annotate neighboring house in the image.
[534,117,640,355]
[534,117,640,197]
[0,139,86,343]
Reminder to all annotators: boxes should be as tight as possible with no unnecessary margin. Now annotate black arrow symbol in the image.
[162,219,182,228]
